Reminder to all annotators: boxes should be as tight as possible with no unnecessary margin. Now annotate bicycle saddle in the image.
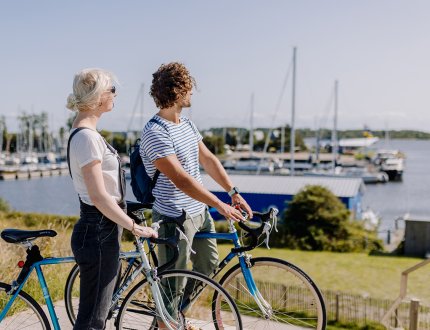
[1,229,57,244]
[126,201,153,212]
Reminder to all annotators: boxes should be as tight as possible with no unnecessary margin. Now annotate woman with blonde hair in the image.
[66,68,157,329]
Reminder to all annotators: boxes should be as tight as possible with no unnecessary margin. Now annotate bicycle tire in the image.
[0,281,51,329]
[214,257,326,330]
[116,269,242,330]
[64,258,142,326]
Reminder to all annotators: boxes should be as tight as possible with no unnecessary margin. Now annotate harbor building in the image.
[202,173,365,220]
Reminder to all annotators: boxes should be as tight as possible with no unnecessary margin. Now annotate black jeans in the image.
[71,201,123,330]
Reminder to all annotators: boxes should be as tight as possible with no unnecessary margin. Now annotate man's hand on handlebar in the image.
[231,194,253,219]
[216,203,247,222]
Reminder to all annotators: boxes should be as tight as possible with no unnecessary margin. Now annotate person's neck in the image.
[72,111,100,130]
[157,105,182,124]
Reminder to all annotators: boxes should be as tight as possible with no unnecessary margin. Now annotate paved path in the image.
[43,301,115,330]
[46,302,306,329]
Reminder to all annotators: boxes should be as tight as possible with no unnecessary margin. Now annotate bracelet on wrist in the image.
[131,220,137,236]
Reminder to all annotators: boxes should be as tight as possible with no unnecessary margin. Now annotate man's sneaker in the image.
[185,321,202,330]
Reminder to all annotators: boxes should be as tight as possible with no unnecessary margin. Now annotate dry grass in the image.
[1,210,429,309]
[0,211,77,304]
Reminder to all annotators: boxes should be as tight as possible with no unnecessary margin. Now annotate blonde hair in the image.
[66,68,116,112]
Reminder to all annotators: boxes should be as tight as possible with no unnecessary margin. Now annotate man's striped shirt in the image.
[139,114,205,217]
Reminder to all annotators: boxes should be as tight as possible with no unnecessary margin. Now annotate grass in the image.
[0,211,78,306]
[216,245,430,305]
[1,209,429,330]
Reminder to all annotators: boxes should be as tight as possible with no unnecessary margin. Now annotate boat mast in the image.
[332,80,338,172]
[140,83,144,131]
[250,93,254,156]
[290,47,297,176]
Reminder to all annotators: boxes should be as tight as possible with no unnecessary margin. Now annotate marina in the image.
[0,153,69,180]
[0,139,425,234]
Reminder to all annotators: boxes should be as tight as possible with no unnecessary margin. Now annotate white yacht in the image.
[374,150,405,181]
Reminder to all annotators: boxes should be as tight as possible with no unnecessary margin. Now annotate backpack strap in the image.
[144,116,195,189]
[68,128,126,204]
[67,127,90,178]
[146,117,169,184]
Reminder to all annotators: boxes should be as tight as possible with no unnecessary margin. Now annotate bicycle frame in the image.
[0,255,75,330]
[194,221,273,317]
[1,238,177,330]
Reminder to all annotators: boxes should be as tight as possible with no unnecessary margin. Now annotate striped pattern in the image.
[140,115,205,217]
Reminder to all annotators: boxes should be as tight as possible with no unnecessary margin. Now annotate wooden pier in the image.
[0,167,69,180]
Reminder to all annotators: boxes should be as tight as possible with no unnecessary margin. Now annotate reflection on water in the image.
[1,140,429,230]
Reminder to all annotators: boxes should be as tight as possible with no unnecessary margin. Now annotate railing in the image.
[236,280,430,329]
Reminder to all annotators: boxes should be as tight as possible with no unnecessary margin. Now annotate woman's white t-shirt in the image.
[69,128,121,205]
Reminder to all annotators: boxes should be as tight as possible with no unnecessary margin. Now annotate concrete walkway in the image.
[45,302,308,329]
[43,301,115,329]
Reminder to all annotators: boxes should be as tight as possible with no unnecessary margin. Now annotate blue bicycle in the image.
[0,205,242,329]
[0,229,74,329]
[66,204,327,329]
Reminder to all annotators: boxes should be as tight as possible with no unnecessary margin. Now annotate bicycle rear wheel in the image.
[116,269,242,330]
[215,257,326,329]
[0,282,50,329]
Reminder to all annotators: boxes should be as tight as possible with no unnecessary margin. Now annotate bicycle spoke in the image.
[217,258,326,329]
[0,283,49,330]
[117,270,241,329]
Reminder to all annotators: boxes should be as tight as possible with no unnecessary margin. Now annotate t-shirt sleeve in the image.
[189,121,203,142]
[71,131,105,168]
[140,128,175,162]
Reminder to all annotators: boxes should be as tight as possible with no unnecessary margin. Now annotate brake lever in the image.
[263,222,272,249]
[271,208,279,233]
[176,227,196,255]
[262,208,279,249]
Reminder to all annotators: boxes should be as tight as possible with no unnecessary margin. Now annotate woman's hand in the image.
[131,224,158,238]
[216,203,246,222]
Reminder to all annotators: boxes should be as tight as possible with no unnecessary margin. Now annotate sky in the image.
[1,1,430,133]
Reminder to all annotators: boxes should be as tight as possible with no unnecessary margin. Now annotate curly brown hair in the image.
[150,62,196,109]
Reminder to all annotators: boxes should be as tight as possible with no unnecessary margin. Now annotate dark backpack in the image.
[129,118,167,204]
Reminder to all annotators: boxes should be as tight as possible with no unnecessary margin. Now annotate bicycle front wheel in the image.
[64,258,142,325]
[116,269,242,330]
[216,257,326,330]
[0,282,51,329]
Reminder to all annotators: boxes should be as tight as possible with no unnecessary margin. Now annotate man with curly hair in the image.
[140,62,253,281]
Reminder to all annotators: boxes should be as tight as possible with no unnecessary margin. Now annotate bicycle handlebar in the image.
[145,218,188,273]
[232,207,278,253]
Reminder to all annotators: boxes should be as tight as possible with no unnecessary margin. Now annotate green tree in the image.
[112,133,127,154]
[278,185,382,252]
[203,135,225,155]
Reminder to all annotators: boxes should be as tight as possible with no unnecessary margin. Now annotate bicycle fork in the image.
[135,239,182,330]
[239,255,273,319]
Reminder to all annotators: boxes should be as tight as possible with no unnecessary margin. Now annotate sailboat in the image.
[305,81,389,184]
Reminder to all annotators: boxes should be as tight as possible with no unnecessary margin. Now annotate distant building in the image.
[404,216,430,257]
[202,174,364,220]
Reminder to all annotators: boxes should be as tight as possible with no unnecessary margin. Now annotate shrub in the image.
[274,185,382,252]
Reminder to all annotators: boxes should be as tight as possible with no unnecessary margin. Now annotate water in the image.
[0,175,138,217]
[1,139,429,230]
[361,139,430,230]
